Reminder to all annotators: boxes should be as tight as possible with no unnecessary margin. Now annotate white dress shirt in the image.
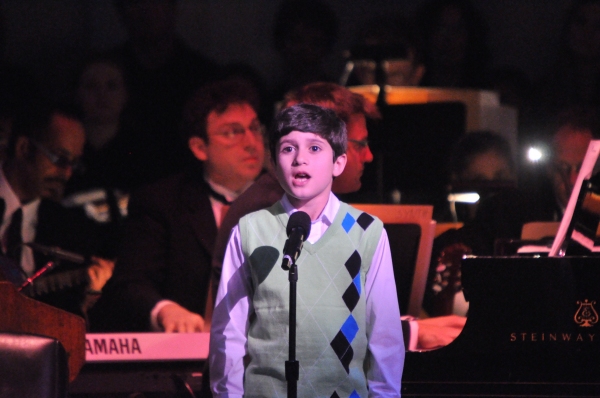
[209,192,404,397]
[1,168,40,277]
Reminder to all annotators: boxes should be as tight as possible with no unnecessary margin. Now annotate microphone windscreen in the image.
[286,211,311,240]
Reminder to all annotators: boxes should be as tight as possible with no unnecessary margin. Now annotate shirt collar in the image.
[280,191,340,226]
[0,167,21,221]
[205,178,252,204]
[0,167,41,235]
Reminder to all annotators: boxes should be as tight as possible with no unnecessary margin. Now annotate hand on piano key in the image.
[157,302,206,333]
[417,315,466,350]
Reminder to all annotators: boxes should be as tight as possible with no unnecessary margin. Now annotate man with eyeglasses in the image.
[0,102,115,319]
[92,77,265,333]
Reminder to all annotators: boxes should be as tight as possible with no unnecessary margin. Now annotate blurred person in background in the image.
[109,0,220,185]
[1,101,115,323]
[436,131,516,223]
[535,0,600,120]
[344,13,425,88]
[416,0,491,89]
[92,78,265,333]
[270,0,339,106]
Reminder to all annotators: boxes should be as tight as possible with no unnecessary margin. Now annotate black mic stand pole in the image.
[285,260,299,398]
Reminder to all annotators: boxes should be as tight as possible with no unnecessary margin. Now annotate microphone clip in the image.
[281,237,303,271]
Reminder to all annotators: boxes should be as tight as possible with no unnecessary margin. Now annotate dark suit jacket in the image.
[8,199,107,316]
[35,199,105,259]
[93,168,216,331]
[210,170,284,298]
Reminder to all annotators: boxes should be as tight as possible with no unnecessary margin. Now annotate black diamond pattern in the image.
[340,345,353,373]
[331,392,340,398]
[330,331,353,373]
[342,283,359,311]
[331,331,349,358]
[356,213,374,230]
[345,250,361,279]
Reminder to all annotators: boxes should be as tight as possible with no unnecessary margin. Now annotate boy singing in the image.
[209,103,404,397]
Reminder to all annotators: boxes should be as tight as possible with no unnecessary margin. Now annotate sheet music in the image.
[549,140,600,256]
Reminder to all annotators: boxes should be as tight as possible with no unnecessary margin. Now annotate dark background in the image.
[0,0,573,103]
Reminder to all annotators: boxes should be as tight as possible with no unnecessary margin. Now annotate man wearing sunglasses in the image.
[1,102,115,319]
[92,77,265,333]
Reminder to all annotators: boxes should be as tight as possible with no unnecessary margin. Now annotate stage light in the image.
[527,147,543,162]
[447,192,480,204]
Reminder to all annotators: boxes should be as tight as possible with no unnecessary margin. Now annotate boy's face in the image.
[275,130,346,214]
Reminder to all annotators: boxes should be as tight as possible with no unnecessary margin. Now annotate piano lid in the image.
[403,256,600,397]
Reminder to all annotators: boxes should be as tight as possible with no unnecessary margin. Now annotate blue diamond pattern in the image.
[353,274,361,295]
[341,212,355,233]
[350,390,361,398]
[341,315,358,343]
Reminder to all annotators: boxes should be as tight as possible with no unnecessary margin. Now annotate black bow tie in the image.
[207,186,232,206]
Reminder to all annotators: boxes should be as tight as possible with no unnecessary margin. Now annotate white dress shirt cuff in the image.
[401,315,420,351]
[150,299,178,331]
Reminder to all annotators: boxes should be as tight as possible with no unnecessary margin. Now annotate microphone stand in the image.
[285,261,299,398]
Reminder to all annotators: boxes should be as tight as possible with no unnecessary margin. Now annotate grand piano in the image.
[402,141,600,397]
[403,255,600,397]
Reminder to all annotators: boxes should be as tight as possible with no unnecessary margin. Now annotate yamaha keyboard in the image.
[402,256,600,397]
[69,332,209,396]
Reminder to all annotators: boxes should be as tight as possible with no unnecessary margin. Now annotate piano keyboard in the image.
[85,332,209,362]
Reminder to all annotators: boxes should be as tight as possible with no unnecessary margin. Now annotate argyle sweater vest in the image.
[239,201,383,398]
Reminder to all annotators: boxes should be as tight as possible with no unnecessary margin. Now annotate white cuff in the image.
[150,299,178,331]
[401,315,420,351]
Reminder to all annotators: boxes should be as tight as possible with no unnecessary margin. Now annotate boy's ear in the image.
[188,136,208,161]
[332,154,347,177]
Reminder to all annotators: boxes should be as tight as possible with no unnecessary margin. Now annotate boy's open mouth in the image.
[294,172,310,182]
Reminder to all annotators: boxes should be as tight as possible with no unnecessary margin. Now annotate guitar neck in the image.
[27,267,90,298]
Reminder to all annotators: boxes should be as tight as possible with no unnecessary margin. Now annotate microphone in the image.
[281,211,311,270]
[25,242,87,264]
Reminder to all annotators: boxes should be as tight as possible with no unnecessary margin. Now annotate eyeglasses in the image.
[348,138,370,150]
[213,123,265,144]
[29,138,83,173]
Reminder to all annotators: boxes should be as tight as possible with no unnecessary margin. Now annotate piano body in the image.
[403,256,600,397]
